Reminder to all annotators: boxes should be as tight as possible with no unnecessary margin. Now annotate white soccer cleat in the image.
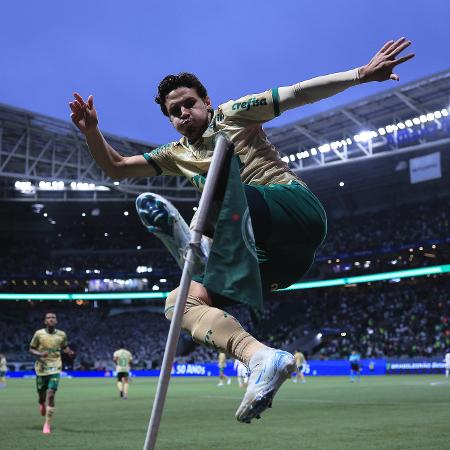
[135,193,210,273]
[235,348,296,423]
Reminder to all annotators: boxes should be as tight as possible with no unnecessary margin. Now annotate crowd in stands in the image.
[0,277,448,369]
[0,196,448,293]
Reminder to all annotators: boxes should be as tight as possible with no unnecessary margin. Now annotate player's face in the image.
[44,313,57,327]
[165,87,211,141]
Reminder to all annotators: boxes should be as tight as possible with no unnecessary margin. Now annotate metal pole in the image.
[143,134,234,450]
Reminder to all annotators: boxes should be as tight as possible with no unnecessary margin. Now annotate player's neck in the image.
[46,326,56,334]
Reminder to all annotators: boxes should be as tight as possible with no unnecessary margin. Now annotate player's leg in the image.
[117,373,123,397]
[122,374,129,399]
[43,375,60,434]
[36,376,47,417]
[0,371,6,388]
[165,281,295,423]
[43,389,55,434]
[217,368,224,386]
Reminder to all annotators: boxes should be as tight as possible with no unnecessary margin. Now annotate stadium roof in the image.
[1,69,449,202]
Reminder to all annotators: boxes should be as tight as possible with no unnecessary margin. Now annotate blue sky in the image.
[1,0,449,145]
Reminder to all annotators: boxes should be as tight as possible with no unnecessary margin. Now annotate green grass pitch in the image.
[1,375,449,449]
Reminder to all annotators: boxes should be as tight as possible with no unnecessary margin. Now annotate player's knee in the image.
[164,282,212,321]
[164,289,178,321]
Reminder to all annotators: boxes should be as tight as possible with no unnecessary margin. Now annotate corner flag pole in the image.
[143,134,234,450]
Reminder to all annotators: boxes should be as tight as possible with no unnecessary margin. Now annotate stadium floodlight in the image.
[319,143,330,153]
[82,212,86,217]
[39,180,65,191]
[397,122,405,129]
[114,181,120,185]
[441,108,449,117]
[405,120,413,127]
[296,152,302,159]
[434,111,442,119]
[310,148,318,155]
[339,181,345,187]
[124,211,129,216]
[340,332,347,337]
[426,113,434,122]
[378,127,386,135]
[317,333,323,339]
[346,138,352,145]
[289,154,296,162]
[420,115,427,123]
[412,117,421,125]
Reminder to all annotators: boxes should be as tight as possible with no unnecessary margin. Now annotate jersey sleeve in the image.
[30,332,39,348]
[142,143,182,176]
[220,88,281,124]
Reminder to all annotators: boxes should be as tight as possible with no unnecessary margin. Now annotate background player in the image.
[293,350,307,384]
[0,352,7,388]
[444,350,450,379]
[234,359,249,388]
[349,350,361,382]
[29,312,74,434]
[113,345,133,399]
[217,352,231,386]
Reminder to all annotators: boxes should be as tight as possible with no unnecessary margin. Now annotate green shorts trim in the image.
[36,373,60,392]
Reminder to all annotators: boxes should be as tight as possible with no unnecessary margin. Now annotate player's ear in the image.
[204,96,212,108]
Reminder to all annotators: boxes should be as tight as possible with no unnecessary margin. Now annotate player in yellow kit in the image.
[217,352,231,386]
[0,353,7,388]
[113,346,133,399]
[70,38,413,423]
[293,350,306,384]
[29,312,74,434]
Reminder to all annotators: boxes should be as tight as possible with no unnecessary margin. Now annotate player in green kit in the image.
[70,38,413,423]
[29,312,75,434]
[113,346,133,399]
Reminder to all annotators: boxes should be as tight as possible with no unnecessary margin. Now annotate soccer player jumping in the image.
[29,312,74,434]
[70,38,413,423]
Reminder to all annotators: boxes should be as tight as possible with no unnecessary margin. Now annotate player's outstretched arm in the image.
[358,37,414,83]
[69,93,158,180]
[278,37,414,114]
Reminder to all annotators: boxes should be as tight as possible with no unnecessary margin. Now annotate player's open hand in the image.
[69,93,98,134]
[40,351,49,358]
[359,37,415,83]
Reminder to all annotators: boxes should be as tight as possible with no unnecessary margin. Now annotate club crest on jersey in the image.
[241,208,257,260]
[232,97,268,111]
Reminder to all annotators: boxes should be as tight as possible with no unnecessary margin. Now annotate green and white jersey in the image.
[143,88,302,192]
[0,356,7,372]
[143,69,360,192]
[114,349,132,373]
[30,329,68,376]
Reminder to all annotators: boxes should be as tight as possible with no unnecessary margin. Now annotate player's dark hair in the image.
[155,72,208,116]
[44,312,56,318]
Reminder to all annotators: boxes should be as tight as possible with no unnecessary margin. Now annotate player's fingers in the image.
[69,102,77,112]
[73,92,86,106]
[87,95,94,109]
[379,40,394,54]
[386,40,411,58]
[391,53,415,67]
